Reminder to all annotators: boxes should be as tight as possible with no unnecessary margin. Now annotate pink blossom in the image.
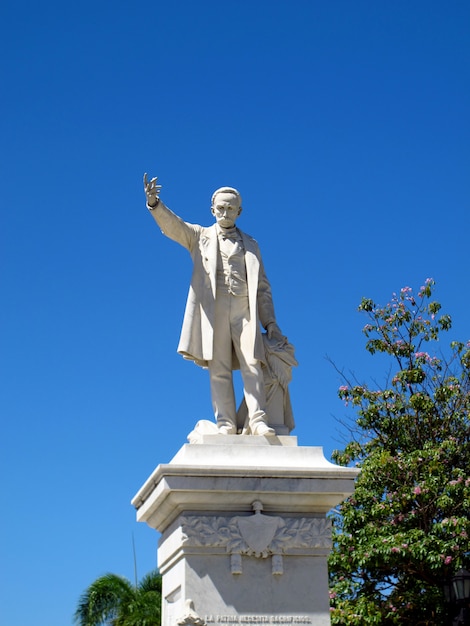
[415,351,429,359]
[413,486,422,495]
[440,555,453,565]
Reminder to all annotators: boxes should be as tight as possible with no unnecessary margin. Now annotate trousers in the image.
[208,292,267,431]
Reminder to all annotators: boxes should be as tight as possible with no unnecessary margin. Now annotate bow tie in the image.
[219,227,239,241]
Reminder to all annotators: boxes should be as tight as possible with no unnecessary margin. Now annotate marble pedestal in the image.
[132,436,358,626]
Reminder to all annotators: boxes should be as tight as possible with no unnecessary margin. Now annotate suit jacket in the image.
[149,201,276,368]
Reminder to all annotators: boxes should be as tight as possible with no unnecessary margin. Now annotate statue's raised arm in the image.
[143,173,162,208]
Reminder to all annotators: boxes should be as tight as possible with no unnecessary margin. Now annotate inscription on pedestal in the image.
[205,616,312,624]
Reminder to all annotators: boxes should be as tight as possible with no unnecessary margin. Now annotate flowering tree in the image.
[328,279,470,625]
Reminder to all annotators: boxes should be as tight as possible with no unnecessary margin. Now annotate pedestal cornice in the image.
[132,437,359,532]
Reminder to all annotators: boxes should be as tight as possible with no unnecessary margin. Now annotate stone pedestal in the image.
[132,436,358,626]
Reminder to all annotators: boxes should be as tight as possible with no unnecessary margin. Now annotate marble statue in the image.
[143,174,295,436]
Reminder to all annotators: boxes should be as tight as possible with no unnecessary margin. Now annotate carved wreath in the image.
[180,515,331,558]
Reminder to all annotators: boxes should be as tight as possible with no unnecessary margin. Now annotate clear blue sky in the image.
[1,1,469,624]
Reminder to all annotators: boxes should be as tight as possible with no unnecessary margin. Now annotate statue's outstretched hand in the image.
[143,173,162,208]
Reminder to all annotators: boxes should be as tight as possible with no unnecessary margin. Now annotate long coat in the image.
[149,201,277,368]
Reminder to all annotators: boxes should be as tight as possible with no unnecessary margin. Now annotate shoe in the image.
[251,423,276,436]
[217,424,237,435]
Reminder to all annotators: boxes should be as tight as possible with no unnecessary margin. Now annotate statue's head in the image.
[211,187,242,228]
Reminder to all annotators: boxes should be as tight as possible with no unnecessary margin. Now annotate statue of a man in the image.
[144,174,285,436]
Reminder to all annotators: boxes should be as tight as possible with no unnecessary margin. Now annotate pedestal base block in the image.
[132,436,358,626]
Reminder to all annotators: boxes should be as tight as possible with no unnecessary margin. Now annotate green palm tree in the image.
[74,570,161,626]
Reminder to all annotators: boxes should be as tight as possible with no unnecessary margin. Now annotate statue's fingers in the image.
[143,172,148,186]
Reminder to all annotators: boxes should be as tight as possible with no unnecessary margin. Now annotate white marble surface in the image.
[143,176,295,437]
[133,437,358,626]
[132,437,358,529]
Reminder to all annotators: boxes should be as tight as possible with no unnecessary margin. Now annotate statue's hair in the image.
[211,187,242,206]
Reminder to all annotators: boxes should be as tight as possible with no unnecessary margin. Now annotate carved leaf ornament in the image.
[180,515,331,557]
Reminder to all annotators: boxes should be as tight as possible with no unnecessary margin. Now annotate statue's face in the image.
[211,192,242,228]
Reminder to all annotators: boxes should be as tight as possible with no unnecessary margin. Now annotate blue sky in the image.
[1,1,469,624]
